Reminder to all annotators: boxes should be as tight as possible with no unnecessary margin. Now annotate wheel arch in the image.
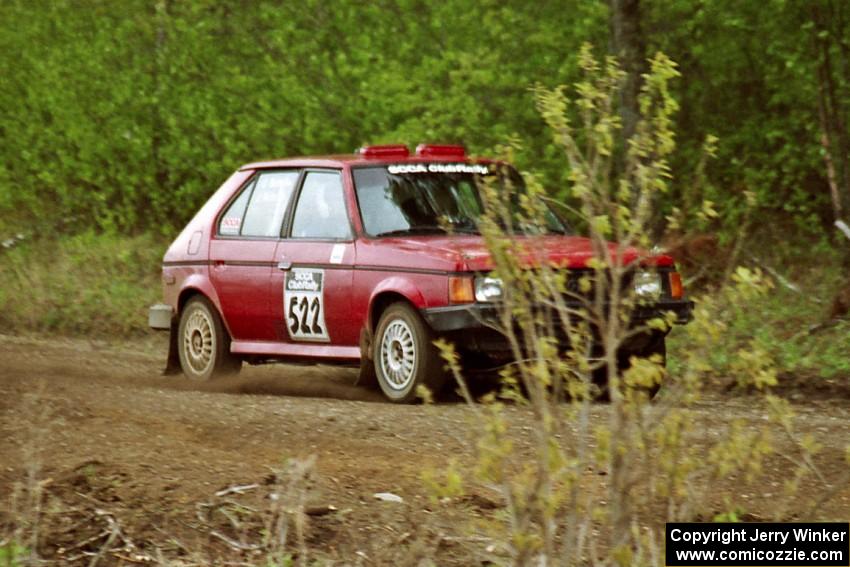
[369,291,413,332]
[361,278,431,363]
[367,278,427,332]
[174,278,237,344]
[177,287,203,312]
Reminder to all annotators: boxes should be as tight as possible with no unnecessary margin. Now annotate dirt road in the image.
[1,334,848,565]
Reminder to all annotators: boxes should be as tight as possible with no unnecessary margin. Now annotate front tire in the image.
[592,336,666,400]
[618,335,666,400]
[177,296,241,381]
[373,302,447,403]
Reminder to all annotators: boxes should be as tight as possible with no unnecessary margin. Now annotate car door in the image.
[209,170,300,341]
[270,169,357,346]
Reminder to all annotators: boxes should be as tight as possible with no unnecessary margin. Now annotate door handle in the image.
[277,259,292,270]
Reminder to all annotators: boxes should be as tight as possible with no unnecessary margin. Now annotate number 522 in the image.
[288,295,323,335]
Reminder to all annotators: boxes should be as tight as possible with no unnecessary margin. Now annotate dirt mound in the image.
[7,457,350,564]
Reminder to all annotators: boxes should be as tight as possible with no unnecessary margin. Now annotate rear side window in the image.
[290,171,351,239]
[219,171,299,237]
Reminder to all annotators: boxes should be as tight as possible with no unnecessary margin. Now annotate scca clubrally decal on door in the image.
[284,268,329,342]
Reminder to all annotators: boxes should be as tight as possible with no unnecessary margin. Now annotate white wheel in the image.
[182,306,216,376]
[177,296,241,381]
[373,302,447,403]
[379,319,417,391]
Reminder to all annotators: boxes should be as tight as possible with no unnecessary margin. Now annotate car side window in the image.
[241,171,300,237]
[289,171,351,239]
[219,171,299,238]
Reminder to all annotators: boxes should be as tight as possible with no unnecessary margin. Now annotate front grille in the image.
[563,268,637,301]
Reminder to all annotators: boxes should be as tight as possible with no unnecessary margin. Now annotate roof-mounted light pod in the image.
[415,144,466,158]
[358,144,410,159]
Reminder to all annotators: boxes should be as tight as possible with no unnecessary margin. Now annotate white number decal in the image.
[284,268,329,342]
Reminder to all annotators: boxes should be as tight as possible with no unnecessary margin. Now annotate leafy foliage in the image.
[2,0,847,238]
[0,0,605,235]
[431,46,848,566]
[0,541,27,567]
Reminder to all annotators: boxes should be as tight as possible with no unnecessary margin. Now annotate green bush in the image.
[1,1,847,241]
[0,541,27,567]
[669,251,850,384]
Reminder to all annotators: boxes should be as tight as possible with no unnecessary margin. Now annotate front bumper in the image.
[422,299,695,333]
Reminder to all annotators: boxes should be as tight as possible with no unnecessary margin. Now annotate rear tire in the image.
[177,296,241,381]
[373,302,447,403]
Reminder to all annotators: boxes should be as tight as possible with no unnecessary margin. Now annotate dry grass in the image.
[0,232,165,337]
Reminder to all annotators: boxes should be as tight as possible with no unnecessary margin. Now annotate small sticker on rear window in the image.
[220,217,241,235]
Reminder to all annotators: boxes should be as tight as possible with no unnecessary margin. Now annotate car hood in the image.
[366,234,674,272]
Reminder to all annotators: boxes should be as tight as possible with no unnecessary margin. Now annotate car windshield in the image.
[352,164,569,237]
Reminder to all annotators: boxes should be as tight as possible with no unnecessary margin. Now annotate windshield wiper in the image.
[374,224,479,237]
[451,221,480,234]
[375,226,449,237]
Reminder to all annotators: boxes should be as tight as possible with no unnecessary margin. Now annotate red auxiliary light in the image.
[358,144,410,159]
[415,143,466,158]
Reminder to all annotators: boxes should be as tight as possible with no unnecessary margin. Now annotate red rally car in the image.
[149,144,693,402]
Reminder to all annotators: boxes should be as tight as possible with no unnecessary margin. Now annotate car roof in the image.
[239,154,498,171]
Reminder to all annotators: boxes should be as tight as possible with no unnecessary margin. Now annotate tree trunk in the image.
[817,60,843,221]
[812,1,850,224]
[610,0,645,144]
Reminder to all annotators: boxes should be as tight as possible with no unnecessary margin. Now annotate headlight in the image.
[633,270,662,299]
[474,276,504,302]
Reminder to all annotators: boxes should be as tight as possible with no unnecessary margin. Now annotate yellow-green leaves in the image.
[534,43,682,264]
[591,214,612,237]
[732,342,778,390]
[421,460,465,504]
[696,199,719,224]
